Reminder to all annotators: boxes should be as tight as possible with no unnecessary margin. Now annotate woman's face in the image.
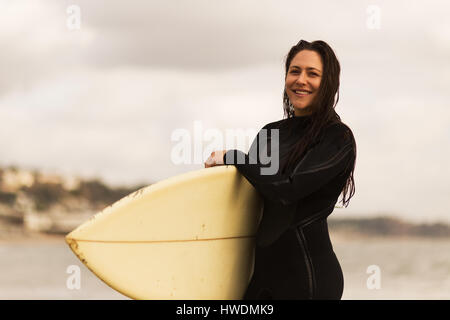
[285,50,323,116]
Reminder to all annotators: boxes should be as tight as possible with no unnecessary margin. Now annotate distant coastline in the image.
[328,216,450,239]
[0,165,449,241]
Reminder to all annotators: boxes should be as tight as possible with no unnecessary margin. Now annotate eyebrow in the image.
[290,65,322,73]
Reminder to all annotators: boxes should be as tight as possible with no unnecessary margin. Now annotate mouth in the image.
[292,89,312,97]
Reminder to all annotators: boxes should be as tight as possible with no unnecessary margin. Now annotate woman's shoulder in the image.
[261,118,286,130]
[322,121,356,145]
[259,118,355,144]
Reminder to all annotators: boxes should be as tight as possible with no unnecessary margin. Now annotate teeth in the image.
[295,90,310,94]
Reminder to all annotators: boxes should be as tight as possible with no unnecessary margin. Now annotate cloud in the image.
[0,64,284,185]
[1,0,450,223]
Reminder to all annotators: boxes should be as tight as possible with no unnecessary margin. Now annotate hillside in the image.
[0,165,448,239]
[0,166,144,237]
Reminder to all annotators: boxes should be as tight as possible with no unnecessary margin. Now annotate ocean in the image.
[0,236,449,300]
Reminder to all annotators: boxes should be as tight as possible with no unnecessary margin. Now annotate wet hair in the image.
[281,39,356,207]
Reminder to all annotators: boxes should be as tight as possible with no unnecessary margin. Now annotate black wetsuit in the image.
[223,114,356,300]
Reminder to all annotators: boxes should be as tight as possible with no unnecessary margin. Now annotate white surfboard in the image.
[65,165,263,300]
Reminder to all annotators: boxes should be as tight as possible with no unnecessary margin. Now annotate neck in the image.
[294,111,312,117]
[294,107,313,117]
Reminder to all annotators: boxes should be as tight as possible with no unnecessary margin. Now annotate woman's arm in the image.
[223,124,355,205]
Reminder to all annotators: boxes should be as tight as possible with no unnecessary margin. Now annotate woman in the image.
[205,40,356,300]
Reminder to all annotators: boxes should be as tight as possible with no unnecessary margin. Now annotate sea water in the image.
[0,237,449,300]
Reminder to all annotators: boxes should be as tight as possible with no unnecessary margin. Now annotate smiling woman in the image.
[205,39,357,300]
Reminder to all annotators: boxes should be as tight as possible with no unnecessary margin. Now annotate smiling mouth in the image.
[292,90,312,97]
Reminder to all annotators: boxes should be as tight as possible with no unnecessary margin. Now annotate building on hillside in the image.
[0,168,35,192]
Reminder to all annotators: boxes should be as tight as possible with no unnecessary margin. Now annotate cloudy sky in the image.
[1,0,449,223]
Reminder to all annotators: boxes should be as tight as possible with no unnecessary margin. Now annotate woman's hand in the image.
[204,150,227,168]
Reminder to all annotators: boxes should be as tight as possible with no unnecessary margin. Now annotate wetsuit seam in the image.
[290,203,335,229]
[239,142,353,188]
[290,143,353,176]
[295,227,316,299]
[288,128,350,174]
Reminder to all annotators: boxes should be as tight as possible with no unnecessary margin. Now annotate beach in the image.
[1,232,449,300]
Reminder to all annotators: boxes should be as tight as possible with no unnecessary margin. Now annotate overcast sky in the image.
[1,0,449,223]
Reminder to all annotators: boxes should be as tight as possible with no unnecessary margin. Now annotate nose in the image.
[295,71,308,85]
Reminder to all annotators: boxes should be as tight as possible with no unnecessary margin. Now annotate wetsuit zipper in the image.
[295,227,316,299]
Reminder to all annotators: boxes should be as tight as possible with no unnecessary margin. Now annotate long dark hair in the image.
[281,40,356,208]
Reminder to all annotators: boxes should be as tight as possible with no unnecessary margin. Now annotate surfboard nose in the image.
[63,166,261,299]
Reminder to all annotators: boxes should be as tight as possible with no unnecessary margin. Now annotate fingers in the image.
[204,150,223,168]
[204,156,215,168]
